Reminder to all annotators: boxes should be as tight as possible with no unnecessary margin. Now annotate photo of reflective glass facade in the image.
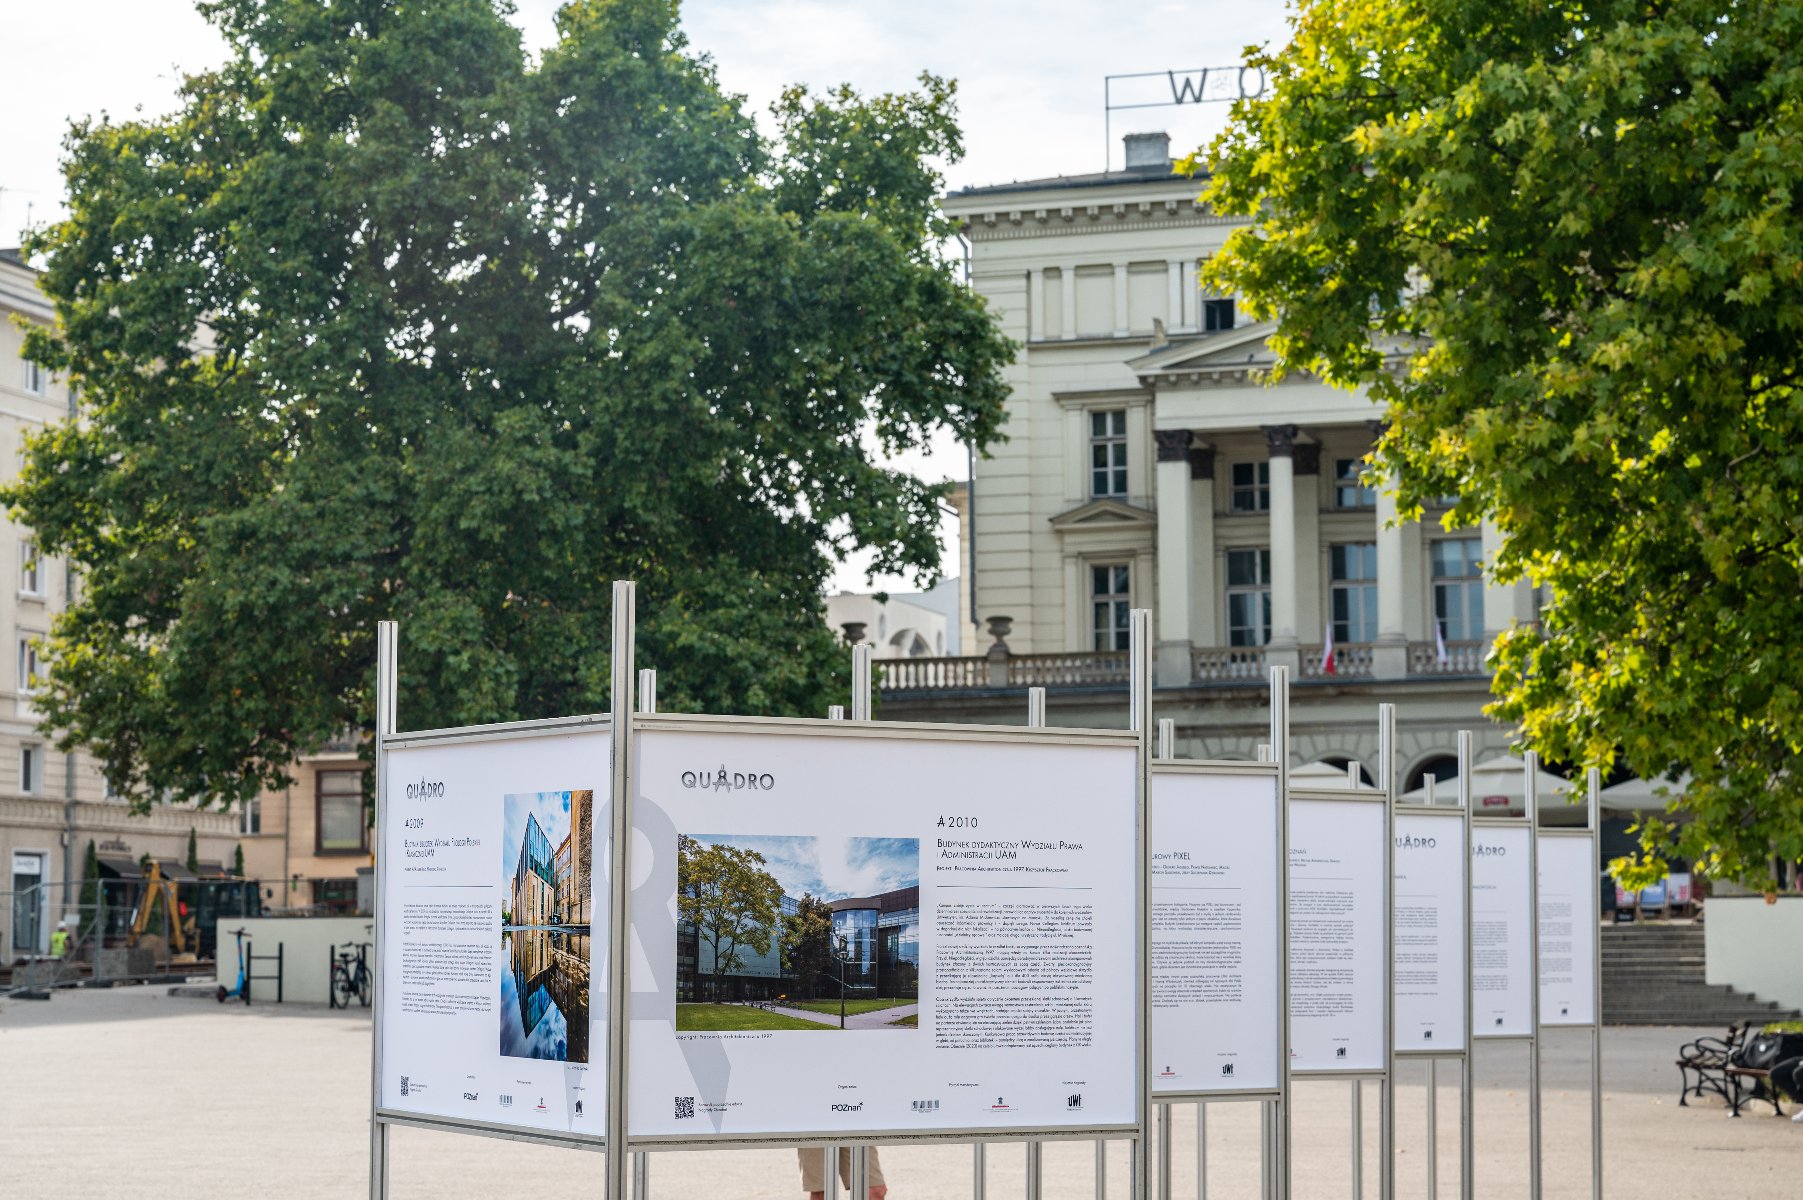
[831,886,920,999]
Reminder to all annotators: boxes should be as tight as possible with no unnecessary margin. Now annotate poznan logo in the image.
[832,1102,864,1112]
[681,766,775,792]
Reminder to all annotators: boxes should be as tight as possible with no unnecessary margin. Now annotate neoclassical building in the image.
[877,134,1536,786]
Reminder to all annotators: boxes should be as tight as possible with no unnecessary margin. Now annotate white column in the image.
[1181,262,1199,331]
[1029,268,1045,342]
[1190,447,1218,647]
[1264,426,1300,664]
[1480,519,1514,639]
[1113,263,1129,337]
[1166,260,1185,332]
[1155,430,1195,685]
[1061,264,1077,340]
[1373,467,1409,679]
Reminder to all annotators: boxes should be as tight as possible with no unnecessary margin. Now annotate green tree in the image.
[1200,0,1803,887]
[185,827,199,873]
[233,843,245,879]
[10,0,1010,812]
[79,838,99,939]
[781,893,836,999]
[677,834,783,1001]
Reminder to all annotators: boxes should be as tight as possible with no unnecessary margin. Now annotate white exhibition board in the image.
[1470,824,1532,1037]
[1151,767,1282,1095]
[1392,810,1467,1052]
[1288,795,1386,1072]
[1537,833,1599,1026]
[379,725,609,1136]
[628,720,1140,1141]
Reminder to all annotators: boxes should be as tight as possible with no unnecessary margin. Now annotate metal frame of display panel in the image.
[1388,727,1474,1200]
[1147,668,1291,1200]
[1285,703,1395,1200]
[1467,748,1542,1200]
[1531,769,1604,1200]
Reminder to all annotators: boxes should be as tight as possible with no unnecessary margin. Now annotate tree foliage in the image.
[677,834,784,997]
[11,0,1010,810]
[781,892,835,999]
[1201,0,1803,885]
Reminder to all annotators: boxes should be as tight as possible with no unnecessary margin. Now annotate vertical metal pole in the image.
[1525,752,1542,1200]
[1196,1102,1207,1200]
[1458,732,1474,1200]
[826,1144,840,1200]
[974,1144,986,1200]
[1587,768,1603,1200]
[848,1146,869,1200]
[606,581,637,1200]
[1427,1059,1438,1200]
[633,667,656,1200]
[369,620,397,1200]
[1027,687,1047,1200]
[1096,1140,1107,1200]
[1130,609,1154,1200]
[851,643,873,722]
[1260,1103,1273,1200]
[1351,1081,1363,1200]
[1379,704,1397,1200]
[1272,666,1291,1200]
[1154,713,1172,1200]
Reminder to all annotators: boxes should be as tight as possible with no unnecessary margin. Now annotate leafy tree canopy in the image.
[11,0,1010,810]
[677,834,784,984]
[781,892,835,998]
[1201,0,1803,886]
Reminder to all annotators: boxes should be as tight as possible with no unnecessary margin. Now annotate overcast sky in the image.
[1,0,1290,595]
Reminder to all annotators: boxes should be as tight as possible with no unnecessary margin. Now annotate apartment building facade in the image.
[878,136,1535,785]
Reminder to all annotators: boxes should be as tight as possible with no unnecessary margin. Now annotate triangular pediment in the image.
[1127,322,1280,376]
[1049,498,1157,530]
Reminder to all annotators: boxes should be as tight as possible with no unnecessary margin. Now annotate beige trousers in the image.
[798,1146,886,1193]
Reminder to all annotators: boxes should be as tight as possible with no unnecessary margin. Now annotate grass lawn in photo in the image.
[888,1013,918,1028]
[676,1004,833,1032]
[784,998,914,1017]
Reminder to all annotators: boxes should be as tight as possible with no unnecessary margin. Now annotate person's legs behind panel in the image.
[798,1146,887,1200]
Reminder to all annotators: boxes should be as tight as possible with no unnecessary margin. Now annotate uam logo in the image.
[1220,1063,1235,1078]
[1423,1030,1434,1041]
[1335,1047,1347,1059]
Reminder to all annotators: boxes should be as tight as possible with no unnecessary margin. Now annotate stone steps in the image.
[1600,923,1799,1025]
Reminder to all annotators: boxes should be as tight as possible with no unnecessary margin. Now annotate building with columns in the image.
[876,134,1538,788]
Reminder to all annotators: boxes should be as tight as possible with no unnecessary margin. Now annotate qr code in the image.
[400,1076,410,1097]
[675,1096,695,1120]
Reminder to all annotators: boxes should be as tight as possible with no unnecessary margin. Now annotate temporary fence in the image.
[364,585,1604,1200]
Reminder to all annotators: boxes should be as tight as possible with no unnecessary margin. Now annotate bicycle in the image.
[330,940,373,1009]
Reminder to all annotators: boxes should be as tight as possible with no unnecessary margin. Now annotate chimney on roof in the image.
[1123,131,1171,172]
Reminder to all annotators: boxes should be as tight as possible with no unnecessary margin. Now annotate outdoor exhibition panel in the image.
[1536,831,1599,1027]
[1287,790,1387,1073]
[1149,762,1283,1097]
[627,714,1142,1144]
[1469,823,1533,1038]
[1392,808,1468,1054]
[376,715,610,1140]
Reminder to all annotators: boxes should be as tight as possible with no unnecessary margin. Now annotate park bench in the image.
[1724,1062,1787,1118]
[1675,1024,1743,1108]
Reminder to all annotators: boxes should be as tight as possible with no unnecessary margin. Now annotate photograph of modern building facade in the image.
[676,885,921,1003]
[500,789,592,1063]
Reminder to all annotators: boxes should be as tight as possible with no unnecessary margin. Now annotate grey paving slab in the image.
[0,987,1796,1198]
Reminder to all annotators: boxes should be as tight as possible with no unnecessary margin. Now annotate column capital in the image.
[1261,424,1300,456]
[1187,444,1215,481]
[1153,429,1195,462]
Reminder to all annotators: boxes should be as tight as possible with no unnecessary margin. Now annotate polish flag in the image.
[1321,622,1336,676]
[1434,618,1451,666]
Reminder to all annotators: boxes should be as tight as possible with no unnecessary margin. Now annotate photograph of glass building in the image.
[500,789,592,1062]
[830,886,920,999]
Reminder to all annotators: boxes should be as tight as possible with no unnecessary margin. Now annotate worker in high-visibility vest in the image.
[50,926,70,959]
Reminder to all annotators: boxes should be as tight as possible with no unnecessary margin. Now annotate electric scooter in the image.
[216,927,250,1004]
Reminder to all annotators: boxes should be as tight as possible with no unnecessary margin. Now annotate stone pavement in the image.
[767,1002,920,1030]
[1,986,1796,1197]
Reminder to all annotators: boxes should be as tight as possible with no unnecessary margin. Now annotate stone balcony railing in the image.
[876,631,1490,694]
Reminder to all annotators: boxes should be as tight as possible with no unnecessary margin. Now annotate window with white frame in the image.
[20,744,40,795]
[1225,548,1272,646]
[1330,543,1378,642]
[1089,410,1128,498]
[1430,538,1485,641]
[316,769,367,854]
[1090,564,1131,651]
[1334,458,1376,509]
[1202,298,1235,332]
[240,796,262,836]
[22,358,47,397]
[17,638,43,693]
[1229,461,1270,512]
[19,540,41,596]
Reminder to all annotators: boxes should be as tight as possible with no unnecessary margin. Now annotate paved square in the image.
[0,987,1795,1197]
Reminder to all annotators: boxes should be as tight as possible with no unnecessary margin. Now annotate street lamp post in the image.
[832,932,853,1030]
